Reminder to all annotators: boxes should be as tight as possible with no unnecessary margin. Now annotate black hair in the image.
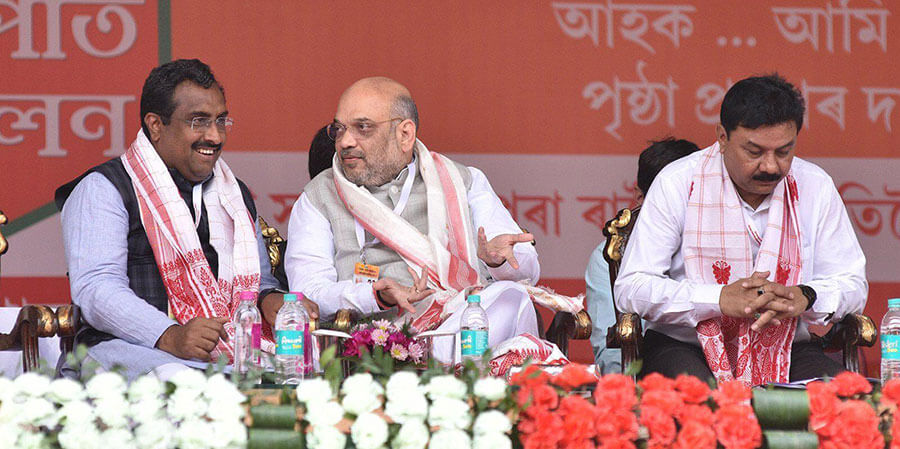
[637,137,701,194]
[308,125,336,179]
[139,59,223,136]
[719,73,805,137]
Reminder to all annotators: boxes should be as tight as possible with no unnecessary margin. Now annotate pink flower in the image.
[387,331,411,347]
[372,328,390,346]
[373,319,391,330]
[390,343,409,361]
[408,342,424,363]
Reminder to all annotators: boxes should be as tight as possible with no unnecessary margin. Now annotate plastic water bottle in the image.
[460,294,489,365]
[232,291,262,376]
[881,298,900,385]
[275,293,308,384]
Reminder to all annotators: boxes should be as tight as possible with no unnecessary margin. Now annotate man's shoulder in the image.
[304,167,336,195]
[653,149,704,186]
[790,157,834,185]
[55,158,128,212]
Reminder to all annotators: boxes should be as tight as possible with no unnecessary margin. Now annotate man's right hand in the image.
[719,271,794,330]
[372,267,434,314]
[156,316,229,361]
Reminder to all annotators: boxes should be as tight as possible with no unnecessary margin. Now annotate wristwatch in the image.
[798,284,817,311]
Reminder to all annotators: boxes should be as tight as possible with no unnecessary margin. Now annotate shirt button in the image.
[390,186,400,194]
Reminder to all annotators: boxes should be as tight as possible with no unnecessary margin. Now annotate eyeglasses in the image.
[326,117,402,141]
[180,116,234,133]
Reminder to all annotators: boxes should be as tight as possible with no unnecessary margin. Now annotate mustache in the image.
[192,140,222,152]
[340,149,364,159]
[752,172,783,182]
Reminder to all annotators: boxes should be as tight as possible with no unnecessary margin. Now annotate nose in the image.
[203,123,224,144]
[759,150,778,173]
[337,128,357,150]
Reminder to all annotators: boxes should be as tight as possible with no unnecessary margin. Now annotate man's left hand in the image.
[476,226,534,269]
[259,292,319,326]
[740,277,808,331]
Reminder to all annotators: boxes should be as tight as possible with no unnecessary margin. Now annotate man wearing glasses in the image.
[56,59,311,380]
[285,77,541,363]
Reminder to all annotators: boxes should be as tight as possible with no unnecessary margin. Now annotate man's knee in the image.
[639,330,714,381]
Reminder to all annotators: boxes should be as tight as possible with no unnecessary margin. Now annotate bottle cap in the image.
[283,293,298,303]
[890,298,900,308]
[239,291,256,302]
[467,294,481,303]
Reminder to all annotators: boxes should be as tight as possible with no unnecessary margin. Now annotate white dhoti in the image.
[431,281,539,364]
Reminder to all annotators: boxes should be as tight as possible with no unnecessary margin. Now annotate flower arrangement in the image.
[342,319,426,365]
[0,370,247,449]
[805,372,884,449]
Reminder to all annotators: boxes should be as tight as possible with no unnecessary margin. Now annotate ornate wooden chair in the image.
[257,217,592,357]
[602,206,878,377]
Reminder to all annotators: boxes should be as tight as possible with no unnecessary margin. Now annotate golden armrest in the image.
[0,305,58,372]
[0,210,8,256]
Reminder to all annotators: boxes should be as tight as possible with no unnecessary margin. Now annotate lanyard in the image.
[355,158,417,262]
[191,184,203,229]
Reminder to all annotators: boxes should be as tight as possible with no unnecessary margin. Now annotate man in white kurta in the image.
[285,77,539,363]
[615,74,867,383]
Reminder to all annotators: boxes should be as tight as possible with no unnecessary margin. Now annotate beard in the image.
[341,148,407,187]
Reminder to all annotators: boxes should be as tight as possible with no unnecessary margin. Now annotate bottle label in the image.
[276,330,304,356]
[883,334,900,360]
[251,323,262,364]
[461,329,488,356]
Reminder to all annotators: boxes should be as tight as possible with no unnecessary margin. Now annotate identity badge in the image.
[353,262,380,284]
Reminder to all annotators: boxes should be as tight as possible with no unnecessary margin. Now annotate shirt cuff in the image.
[690,284,724,324]
[803,286,839,325]
[486,259,518,280]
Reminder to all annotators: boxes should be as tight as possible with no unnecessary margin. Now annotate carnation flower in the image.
[640,406,676,447]
[85,372,126,400]
[385,394,428,424]
[372,328,390,346]
[558,395,599,446]
[175,418,213,448]
[167,388,207,421]
[12,372,51,398]
[637,372,675,392]
[407,342,425,363]
[830,371,872,397]
[392,419,429,449]
[57,423,102,449]
[127,375,164,403]
[711,380,752,408]
[428,429,471,449]
[473,377,507,401]
[0,377,14,402]
[297,377,335,405]
[550,363,597,391]
[18,397,58,428]
[93,396,130,428]
[99,428,135,448]
[306,400,345,427]
[308,424,347,449]
[56,399,96,427]
[428,397,471,430]
[167,368,207,393]
[210,418,249,448]
[390,343,410,361]
[385,372,423,401]
[425,375,467,400]
[674,419,717,449]
[203,374,246,405]
[713,404,762,449]
[47,378,85,404]
[594,373,637,412]
[351,412,390,449]
[15,431,50,449]
[640,389,684,416]
[674,374,711,404]
[341,373,384,416]
[509,365,550,390]
[473,432,511,449]
[0,423,19,449]
[133,419,175,449]
[473,410,511,435]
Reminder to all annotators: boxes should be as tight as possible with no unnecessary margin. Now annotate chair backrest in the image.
[601,206,641,313]
[258,216,288,289]
[0,210,8,279]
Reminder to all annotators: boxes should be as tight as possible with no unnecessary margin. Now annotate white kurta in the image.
[285,166,540,363]
[614,150,868,345]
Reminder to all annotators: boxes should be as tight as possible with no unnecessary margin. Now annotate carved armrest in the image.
[0,305,58,372]
[0,210,8,256]
[607,312,643,349]
[824,313,878,350]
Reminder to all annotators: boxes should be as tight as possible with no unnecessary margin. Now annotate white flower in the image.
[425,375,467,400]
[128,375,164,403]
[94,395,130,428]
[351,412,389,449]
[473,432,511,449]
[385,372,422,401]
[429,429,471,449]
[427,397,471,430]
[373,319,391,330]
[168,369,207,393]
[473,410,511,435]
[384,393,428,424]
[58,425,102,449]
[47,378,85,404]
[391,419,429,449]
[210,419,248,448]
[99,428,136,449]
[15,430,51,449]
[56,399,96,427]
[128,397,165,424]
[203,374,245,405]
[296,377,334,405]
[0,423,19,448]
[0,377,14,402]
[175,418,213,449]
[19,397,57,428]
[473,377,506,401]
[12,372,51,398]
[307,424,347,449]
[167,389,207,421]
[85,372,126,400]
[341,373,383,416]
[134,418,175,449]
[306,400,345,427]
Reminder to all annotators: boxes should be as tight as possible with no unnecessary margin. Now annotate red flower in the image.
[825,400,884,449]
[712,380,752,408]
[511,365,551,389]
[638,372,676,392]
[830,371,872,397]
[558,395,599,448]
[674,374,711,404]
[640,389,684,416]
[882,379,900,408]
[674,420,717,449]
[640,406,677,447]
[676,404,714,426]
[598,437,637,449]
[890,416,900,449]
[807,381,840,435]
[522,409,566,449]
[713,404,762,449]
[595,408,639,442]
[518,383,559,415]
[551,364,598,391]
[594,374,637,411]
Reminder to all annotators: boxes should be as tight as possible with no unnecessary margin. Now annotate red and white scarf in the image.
[120,130,266,361]
[684,143,802,386]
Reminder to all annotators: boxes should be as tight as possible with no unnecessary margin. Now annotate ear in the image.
[715,124,728,150]
[143,113,165,143]
[396,119,417,153]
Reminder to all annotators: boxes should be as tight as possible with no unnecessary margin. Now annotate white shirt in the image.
[614,151,868,344]
[285,166,540,319]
